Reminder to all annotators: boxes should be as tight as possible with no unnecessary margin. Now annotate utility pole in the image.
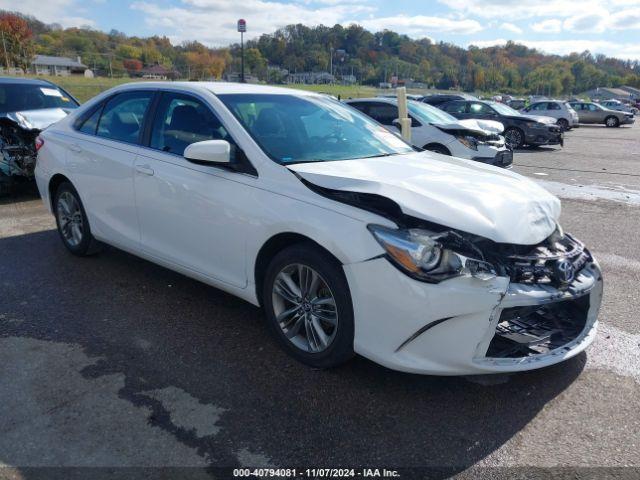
[237,19,246,83]
[329,46,334,80]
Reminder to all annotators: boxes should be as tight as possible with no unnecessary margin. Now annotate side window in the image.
[548,102,561,110]
[588,104,598,111]
[150,92,232,157]
[348,103,369,115]
[442,101,467,114]
[366,103,398,126]
[531,103,547,111]
[81,106,104,135]
[470,102,495,115]
[97,91,153,144]
[75,102,104,135]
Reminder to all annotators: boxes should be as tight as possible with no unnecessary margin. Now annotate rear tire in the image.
[262,242,355,369]
[557,118,569,131]
[53,182,101,256]
[605,116,620,128]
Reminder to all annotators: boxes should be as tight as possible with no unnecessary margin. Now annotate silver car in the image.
[569,101,635,127]
[521,101,579,131]
[599,99,638,116]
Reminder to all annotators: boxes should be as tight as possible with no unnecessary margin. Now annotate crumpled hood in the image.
[2,108,69,131]
[458,118,504,134]
[289,152,561,245]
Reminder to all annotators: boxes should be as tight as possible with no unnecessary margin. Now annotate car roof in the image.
[0,76,59,86]
[111,81,321,97]
[346,97,396,103]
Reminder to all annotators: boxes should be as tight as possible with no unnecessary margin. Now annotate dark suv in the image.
[438,99,563,149]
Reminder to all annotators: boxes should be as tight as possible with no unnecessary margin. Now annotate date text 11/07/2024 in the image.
[232,468,401,478]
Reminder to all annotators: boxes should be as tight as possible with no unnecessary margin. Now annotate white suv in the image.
[34,82,602,375]
[521,101,579,130]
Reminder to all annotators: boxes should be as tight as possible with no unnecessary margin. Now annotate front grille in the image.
[501,233,590,287]
[486,296,589,358]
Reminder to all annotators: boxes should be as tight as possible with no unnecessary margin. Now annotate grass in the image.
[23,75,427,103]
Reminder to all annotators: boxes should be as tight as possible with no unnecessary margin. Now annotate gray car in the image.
[568,101,634,127]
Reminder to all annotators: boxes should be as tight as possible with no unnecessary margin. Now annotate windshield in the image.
[0,83,79,114]
[491,102,521,116]
[218,93,413,164]
[407,100,458,125]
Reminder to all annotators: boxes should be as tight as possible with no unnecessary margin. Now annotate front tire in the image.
[605,116,620,128]
[54,182,100,256]
[504,127,524,149]
[262,243,355,368]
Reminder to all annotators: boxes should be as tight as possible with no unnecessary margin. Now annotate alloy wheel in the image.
[271,263,338,353]
[57,191,84,247]
[505,129,522,149]
[605,117,618,127]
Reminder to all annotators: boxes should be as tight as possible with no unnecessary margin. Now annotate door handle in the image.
[69,144,82,153]
[135,164,154,176]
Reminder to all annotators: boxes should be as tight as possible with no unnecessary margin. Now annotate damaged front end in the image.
[302,179,602,373]
[0,117,40,194]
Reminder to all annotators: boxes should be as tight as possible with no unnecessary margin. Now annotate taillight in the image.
[35,136,45,151]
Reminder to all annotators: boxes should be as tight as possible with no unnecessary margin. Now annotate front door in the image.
[133,91,252,288]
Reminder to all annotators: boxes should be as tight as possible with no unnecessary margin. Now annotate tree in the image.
[123,58,143,72]
[0,13,34,70]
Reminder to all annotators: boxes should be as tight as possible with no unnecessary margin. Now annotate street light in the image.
[237,19,246,83]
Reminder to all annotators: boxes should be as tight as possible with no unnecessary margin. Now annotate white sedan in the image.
[345,97,513,168]
[35,82,602,375]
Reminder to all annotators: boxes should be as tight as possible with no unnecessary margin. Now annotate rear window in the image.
[0,83,79,114]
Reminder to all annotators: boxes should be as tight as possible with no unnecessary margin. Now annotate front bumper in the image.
[525,126,563,146]
[622,116,635,125]
[345,256,602,375]
[472,147,513,168]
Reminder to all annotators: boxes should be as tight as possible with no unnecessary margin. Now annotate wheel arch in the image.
[254,232,343,307]
[423,143,451,155]
[48,173,72,212]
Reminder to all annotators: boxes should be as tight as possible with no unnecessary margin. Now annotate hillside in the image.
[1,10,639,95]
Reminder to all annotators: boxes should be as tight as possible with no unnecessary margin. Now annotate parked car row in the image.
[33,81,603,376]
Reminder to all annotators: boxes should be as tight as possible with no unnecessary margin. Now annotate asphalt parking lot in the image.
[0,124,639,479]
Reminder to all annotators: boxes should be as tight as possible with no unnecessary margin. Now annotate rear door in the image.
[133,90,253,288]
[66,90,154,249]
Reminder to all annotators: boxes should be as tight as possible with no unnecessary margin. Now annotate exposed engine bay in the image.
[0,108,68,194]
[0,117,39,193]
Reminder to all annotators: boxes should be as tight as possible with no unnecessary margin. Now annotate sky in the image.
[1,0,640,60]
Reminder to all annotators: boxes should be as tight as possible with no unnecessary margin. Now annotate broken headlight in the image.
[368,224,496,283]
[455,134,479,151]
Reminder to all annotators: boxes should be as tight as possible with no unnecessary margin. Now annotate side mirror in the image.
[393,118,416,127]
[184,140,230,165]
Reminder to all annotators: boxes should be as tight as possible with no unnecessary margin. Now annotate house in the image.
[31,55,87,76]
[223,72,260,83]
[140,64,179,80]
[287,71,334,84]
[619,86,640,99]
[583,87,633,101]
